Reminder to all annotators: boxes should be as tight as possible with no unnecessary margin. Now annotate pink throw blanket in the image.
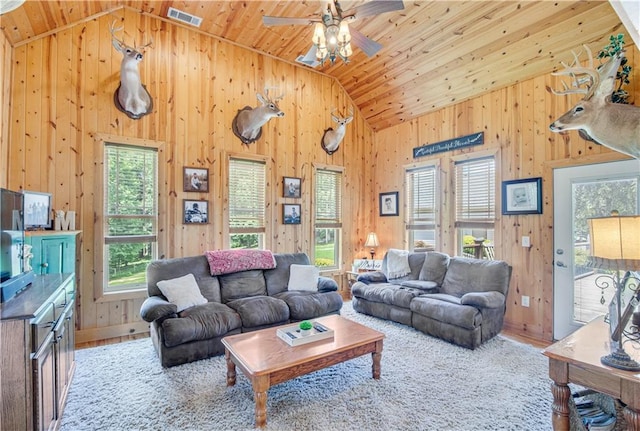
[205,249,276,276]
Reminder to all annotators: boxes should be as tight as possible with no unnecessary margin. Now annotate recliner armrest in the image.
[356,271,388,285]
[317,276,339,292]
[460,291,505,309]
[140,296,178,322]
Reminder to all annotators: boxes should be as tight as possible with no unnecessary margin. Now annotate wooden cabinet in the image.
[0,273,76,431]
[26,231,80,275]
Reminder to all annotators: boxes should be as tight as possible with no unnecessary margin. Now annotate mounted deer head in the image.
[110,20,153,120]
[549,45,640,159]
[321,107,353,155]
[231,88,285,145]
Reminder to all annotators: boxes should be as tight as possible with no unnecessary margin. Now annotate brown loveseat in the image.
[351,250,511,349]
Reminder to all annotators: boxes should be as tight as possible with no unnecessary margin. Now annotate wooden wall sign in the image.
[413,132,484,158]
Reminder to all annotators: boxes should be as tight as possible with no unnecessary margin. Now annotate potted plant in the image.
[299,320,313,336]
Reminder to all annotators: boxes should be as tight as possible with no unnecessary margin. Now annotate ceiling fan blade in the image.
[343,0,404,19]
[263,16,317,27]
[350,27,383,57]
[302,45,318,63]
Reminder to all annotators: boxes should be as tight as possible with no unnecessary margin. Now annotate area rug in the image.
[60,302,553,431]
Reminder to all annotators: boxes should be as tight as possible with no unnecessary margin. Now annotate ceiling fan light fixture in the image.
[312,19,351,65]
[313,22,326,46]
[338,20,351,44]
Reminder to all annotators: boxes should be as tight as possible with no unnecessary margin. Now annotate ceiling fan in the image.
[263,0,405,66]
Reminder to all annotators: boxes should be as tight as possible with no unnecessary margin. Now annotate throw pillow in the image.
[157,273,208,312]
[288,264,320,291]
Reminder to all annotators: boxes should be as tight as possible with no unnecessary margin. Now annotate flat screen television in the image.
[0,188,35,302]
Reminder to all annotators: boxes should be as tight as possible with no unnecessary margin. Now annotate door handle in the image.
[556,261,567,268]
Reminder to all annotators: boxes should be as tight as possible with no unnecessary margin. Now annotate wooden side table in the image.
[542,316,640,430]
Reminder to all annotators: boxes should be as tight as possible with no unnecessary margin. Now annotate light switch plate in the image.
[522,236,531,247]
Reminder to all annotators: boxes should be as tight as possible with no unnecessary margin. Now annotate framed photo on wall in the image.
[283,176,301,198]
[183,200,209,224]
[379,191,399,216]
[183,167,209,193]
[283,204,301,224]
[502,177,542,215]
[23,190,52,229]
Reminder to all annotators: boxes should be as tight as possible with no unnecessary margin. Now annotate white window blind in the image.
[315,169,342,228]
[229,158,266,233]
[406,165,436,229]
[455,157,495,227]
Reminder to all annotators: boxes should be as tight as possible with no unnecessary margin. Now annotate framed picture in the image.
[379,191,399,216]
[183,200,209,224]
[23,190,52,229]
[283,204,301,224]
[183,167,209,193]
[283,176,301,198]
[502,177,542,215]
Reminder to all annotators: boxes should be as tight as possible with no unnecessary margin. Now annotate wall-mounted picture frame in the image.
[183,200,209,224]
[379,191,399,216]
[283,204,301,224]
[283,176,301,198]
[23,190,52,230]
[502,177,543,215]
[183,167,209,193]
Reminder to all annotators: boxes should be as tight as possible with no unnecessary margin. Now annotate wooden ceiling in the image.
[0,1,631,131]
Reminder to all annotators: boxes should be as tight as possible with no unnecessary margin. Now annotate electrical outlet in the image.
[522,236,531,247]
[522,295,530,307]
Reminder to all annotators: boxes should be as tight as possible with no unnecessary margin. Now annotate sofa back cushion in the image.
[440,257,511,298]
[419,252,450,285]
[146,255,221,303]
[218,270,268,303]
[264,253,312,295]
[381,252,426,282]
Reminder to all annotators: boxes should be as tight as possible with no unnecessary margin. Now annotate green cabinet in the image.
[26,231,80,275]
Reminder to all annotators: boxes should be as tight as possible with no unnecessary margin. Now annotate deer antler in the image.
[551,45,600,99]
[109,20,126,48]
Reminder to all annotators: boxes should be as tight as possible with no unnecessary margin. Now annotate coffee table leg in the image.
[372,340,383,379]
[225,349,236,386]
[253,376,270,428]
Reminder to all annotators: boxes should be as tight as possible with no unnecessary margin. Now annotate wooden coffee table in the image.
[221,314,384,428]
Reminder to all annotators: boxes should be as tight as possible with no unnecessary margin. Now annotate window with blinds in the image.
[405,165,437,251]
[229,158,266,249]
[103,144,158,292]
[315,168,342,268]
[454,156,496,259]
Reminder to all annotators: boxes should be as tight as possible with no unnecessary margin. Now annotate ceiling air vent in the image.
[167,7,202,27]
[295,55,320,68]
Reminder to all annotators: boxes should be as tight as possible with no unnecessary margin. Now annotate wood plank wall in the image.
[374,47,639,341]
[1,30,10,187]
[4,9,375,343]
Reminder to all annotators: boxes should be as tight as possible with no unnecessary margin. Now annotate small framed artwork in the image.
[502,177,542,215]
[183,200,209,224]
[283,204,301,224]
[23,190,53,230]
[183,167,209,193]
[283,176,301,198]
[379,191,399,216]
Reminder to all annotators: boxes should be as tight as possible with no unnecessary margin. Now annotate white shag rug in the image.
[60,302,553,431]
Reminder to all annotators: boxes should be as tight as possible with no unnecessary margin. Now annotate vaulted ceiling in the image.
[0,1,631,131]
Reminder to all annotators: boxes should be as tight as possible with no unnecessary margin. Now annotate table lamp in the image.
[588,215,640,371]
[364,232,379,261]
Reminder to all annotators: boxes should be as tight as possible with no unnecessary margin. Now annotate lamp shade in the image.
[588,215,640,270]
[364,232,380,248]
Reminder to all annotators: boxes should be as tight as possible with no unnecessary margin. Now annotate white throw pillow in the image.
[288,264,320,291]
[157,273,208,312]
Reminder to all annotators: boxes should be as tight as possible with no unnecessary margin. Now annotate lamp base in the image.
[601,347,640,371]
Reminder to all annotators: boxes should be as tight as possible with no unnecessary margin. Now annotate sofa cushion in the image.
[264,253,312,296]
[419,252,450,285]
[274,291,343,320]
[381,252,426,283]
[356,271,388,284]
[146,255,222,303]
[161,302,242,348]
[400,280,438,292]
[410,295,482,330]
[440,257,511,298]
[351,282,424,309]
[156,274,208,312]
[288,264,319,291]
[226,296,290,328]
[218,270,267,303]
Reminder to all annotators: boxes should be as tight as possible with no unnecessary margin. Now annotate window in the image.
[103,144,158,293]
[315,167,343,268]
[229,158,266,249]
[454,156,496,259]
[406,164,437,251]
